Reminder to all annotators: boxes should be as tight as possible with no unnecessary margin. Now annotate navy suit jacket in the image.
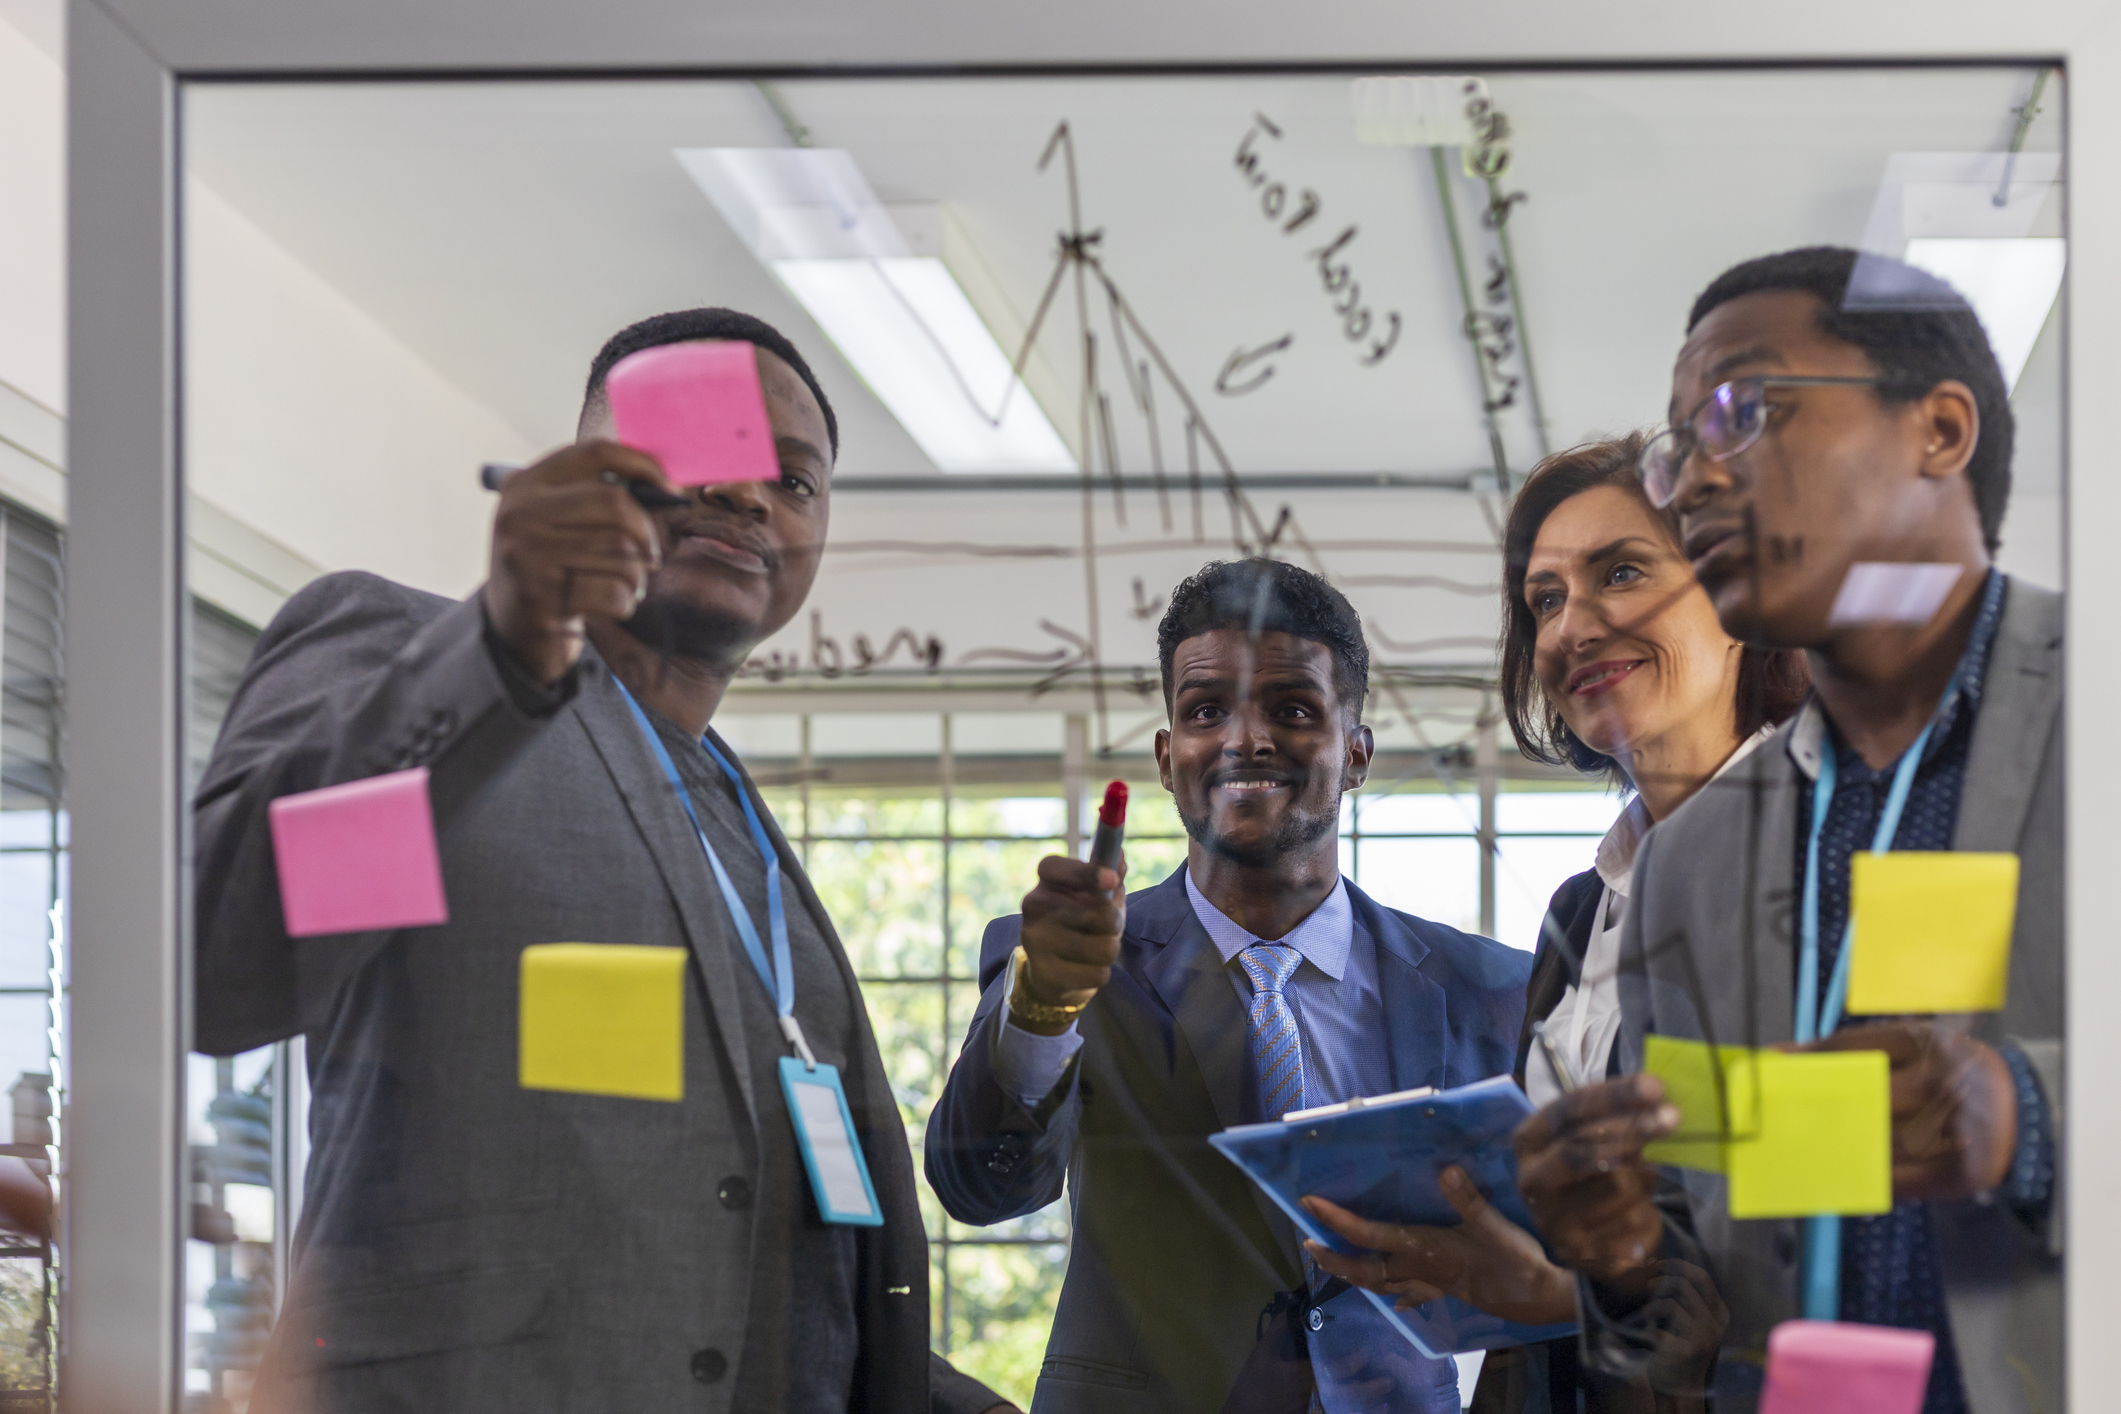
[925,867,1532,1414]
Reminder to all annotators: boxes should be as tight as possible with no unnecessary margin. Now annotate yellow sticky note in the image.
[1642,1034,1758,1173]
[1847,852,2018,1015]
[520,943,685,1102]
[1727,1050,1891,1219]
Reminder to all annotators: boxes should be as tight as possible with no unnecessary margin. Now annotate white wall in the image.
[1995,294,2064,592]
[183,179,534,598]
[0,1,63,414]
[3,1,518,611]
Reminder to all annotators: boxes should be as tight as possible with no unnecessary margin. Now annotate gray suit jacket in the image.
[194,571,997,1414]
[1598,577,2063,1414]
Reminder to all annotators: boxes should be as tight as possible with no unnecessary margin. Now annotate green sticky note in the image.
[1643,1035,1759,1172]
[1727,1050,1891,1219]
[520,943,685,1102]
[1847,852,2018,1015]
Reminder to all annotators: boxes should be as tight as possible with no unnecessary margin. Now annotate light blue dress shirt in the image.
[990,870,1394,1112]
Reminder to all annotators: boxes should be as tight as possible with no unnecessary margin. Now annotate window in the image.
[0,507,61,1411]
[183,602,290,1413]
[730,708,1620,1405]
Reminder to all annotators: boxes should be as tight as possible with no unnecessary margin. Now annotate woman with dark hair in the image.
[1495,431,1809,1106]
[1302,434,1808,1411]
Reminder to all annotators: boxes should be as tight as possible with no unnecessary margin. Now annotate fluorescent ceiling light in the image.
[1350,75,1487,146]
[1854,152,2065,392]
[1900,238,2064,392]
[676,147,1075,474]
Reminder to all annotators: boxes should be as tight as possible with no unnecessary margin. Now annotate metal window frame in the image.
[63,5,2116,1409]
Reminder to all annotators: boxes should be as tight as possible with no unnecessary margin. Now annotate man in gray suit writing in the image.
[195,307,1008,1414]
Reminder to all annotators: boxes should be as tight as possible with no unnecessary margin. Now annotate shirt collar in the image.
[1184,870,1355,981]
[1786,567,2007,782]
[1595,724,1776,895]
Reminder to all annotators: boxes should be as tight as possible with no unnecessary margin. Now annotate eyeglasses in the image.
[1637,375,1904,508]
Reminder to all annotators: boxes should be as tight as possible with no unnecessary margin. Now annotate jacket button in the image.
[1774,1229,1797,1266]
[690,1349,727,1384]
[1306,1307,1324,1332]
[717,1177,752,1210]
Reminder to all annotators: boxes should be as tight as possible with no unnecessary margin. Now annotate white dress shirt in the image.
[1525,727,1773,1107]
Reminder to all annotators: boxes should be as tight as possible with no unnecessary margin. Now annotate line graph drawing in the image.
[729,112,1527,756]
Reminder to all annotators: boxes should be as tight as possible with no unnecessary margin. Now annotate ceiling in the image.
[179,65,2065,730]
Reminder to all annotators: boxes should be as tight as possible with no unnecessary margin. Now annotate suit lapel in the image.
[1134,872,1306,1277]
[1955,579,2062,854]
[571,666,756,1127]
[1137,879,1253,1136]
[1725,731,1799,1048]
[1357,890,1452,1094]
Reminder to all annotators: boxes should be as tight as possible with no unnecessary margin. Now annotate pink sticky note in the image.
[1760,1319,1934,1414]
[268,768,449,937]
[605,341,779,487]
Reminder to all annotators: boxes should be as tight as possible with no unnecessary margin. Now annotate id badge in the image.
[777,1056,885,1226]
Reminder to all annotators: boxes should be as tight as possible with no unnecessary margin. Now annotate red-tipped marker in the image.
[1098,781,1128,828]
[1089,781,1128,873]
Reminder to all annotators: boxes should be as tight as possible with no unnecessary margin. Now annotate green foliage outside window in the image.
[780,786,1190,1405]
[0,1259,47,1390]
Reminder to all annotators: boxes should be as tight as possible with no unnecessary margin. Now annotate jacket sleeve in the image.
[1573,824,1722,1394]
[927,1352,1009,1414]
[192,572,574,1056]
[923,915,1084,1226]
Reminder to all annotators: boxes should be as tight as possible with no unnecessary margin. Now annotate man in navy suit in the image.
[926,559,1532,1414]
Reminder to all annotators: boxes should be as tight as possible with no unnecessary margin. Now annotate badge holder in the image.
[779,1044,885,1227]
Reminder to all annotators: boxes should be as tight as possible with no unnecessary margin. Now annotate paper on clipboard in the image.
[1209,1075,1578,1357]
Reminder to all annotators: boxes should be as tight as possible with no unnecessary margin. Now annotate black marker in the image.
[1089,781,1127,875]
[479,461,691,511]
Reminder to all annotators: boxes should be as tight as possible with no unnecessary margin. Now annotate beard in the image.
[617,591,757,669]
[1176,784,1343,869]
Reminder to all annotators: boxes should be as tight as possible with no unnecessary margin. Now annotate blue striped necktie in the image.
[1238,942,1306,1120]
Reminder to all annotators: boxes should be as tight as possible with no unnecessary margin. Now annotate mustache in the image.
[664,512,783,571]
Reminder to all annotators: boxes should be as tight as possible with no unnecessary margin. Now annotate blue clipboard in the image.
[1208,1074,1579,1357]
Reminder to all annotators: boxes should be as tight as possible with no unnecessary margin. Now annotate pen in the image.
[479,461,692,511]
[1532,1020,1580,1095]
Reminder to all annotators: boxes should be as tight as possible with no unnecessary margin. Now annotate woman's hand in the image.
[1514,1076,1677,1293]
[1300,1166,1579,1326]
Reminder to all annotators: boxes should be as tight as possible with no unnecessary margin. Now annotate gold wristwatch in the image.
[1005,944,1091,1026]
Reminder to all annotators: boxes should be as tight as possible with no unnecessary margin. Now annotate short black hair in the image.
[1686,246,2012,552]
[1157,559,1370,721]
[581,307,839,458]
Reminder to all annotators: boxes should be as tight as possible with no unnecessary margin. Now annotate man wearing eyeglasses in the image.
[1516,246,2060,1414]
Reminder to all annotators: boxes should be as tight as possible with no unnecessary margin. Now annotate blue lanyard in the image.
[1795,667,1959,1320]
[1795,712,1941,1044]
[613,679,815,1067]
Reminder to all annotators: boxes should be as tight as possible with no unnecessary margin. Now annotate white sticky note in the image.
[1828,563,1962,627]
